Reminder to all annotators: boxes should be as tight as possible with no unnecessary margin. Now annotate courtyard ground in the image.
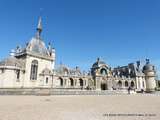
[0,94,159,120]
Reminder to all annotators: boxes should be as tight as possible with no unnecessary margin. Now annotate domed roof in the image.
[0,57,24,68]
[143,59,155,71]
[143,64,154,71]
[26,37,49,56]
[92,58,107,68]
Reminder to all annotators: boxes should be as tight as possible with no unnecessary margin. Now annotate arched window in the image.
[125,81,128,87]
[100,68,107,75]
[64,68,69,76]
[30,60,38,80]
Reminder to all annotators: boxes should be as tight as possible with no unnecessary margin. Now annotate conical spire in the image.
[36,16,42,39]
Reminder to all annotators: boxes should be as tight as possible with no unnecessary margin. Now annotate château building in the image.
[0,17,157,93]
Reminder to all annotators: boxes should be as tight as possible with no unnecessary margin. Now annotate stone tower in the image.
[143,59,156,92]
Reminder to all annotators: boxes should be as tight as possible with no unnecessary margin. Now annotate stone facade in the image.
[0,17,157,92]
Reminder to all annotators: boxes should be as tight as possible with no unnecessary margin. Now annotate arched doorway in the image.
[158,81,160,88]
[117,80,122,88]
[79,79,83,86]
[70,78,74,86]
[59,77,63,86]
[125,81,128,87]
[131,81,135,88]
[46,77,48,84]
[101,83,107,90]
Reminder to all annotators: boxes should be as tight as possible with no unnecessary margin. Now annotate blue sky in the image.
[0,0,160,75]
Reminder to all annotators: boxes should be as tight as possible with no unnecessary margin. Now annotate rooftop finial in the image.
[36,16,42,39]
[146,58,150,64]
[97,57,100,62]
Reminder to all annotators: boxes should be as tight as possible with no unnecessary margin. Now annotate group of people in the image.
[127,86,144,94]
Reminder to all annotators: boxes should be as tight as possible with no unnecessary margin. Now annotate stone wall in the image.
[0,88,129,95]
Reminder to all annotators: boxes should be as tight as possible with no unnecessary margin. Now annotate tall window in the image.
[16,70,20,80]
[46,77,48,84]
[30,60,38,80]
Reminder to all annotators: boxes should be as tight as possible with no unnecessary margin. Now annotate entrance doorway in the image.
[101,83,107,90]
[79,79,83,87]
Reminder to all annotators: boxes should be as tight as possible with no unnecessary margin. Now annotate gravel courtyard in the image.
[0,95,159,120]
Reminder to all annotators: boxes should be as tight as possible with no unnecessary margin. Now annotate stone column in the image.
[95,76,101,90]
